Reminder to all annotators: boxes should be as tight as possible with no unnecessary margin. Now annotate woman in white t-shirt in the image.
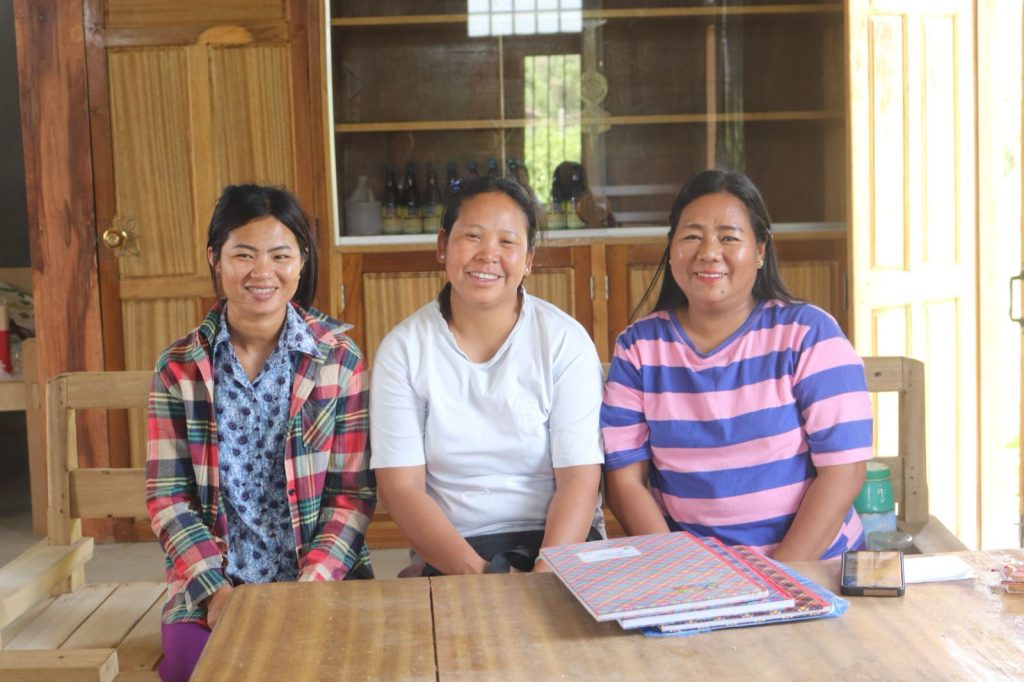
[370,176,604,575]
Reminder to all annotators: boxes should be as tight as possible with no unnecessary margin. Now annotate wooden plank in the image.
[331,5,844,27]
[0,383,26,412]
[62,584,165,651]
[0,595,53,648]
[862,356,906,393]
[0,649,118,682]
[14,0,111,477]
[103,22,289,47]
[105,0,284,27]
[191,580,435,681]
[302,0,338,315]
[335,111,844,133]
[113,673,160,681]
[4,584,117,650]
[59,373,152,411]
[23,339,47,536]
[70,470,147,520]
[0,539,94,631]
[115,589,166,672]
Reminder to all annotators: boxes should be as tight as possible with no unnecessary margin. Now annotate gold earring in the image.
[757,258,764,269]
[440,254,446,262]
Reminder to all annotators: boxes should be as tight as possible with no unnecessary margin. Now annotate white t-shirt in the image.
[370,293,604,538]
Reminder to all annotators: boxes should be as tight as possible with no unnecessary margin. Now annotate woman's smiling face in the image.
[208,216,303,322]
[438,191,535,315]
[669,192,765,317]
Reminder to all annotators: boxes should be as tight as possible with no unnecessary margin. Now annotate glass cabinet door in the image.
[329,1,844,238]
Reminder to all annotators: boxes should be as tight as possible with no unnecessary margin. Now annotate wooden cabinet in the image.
[326,3,849,359]
[328,2,844,234]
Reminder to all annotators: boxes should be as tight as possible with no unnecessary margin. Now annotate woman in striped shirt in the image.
[601,170,872,561]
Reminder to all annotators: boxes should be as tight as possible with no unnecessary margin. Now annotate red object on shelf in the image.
[0,300,9,375]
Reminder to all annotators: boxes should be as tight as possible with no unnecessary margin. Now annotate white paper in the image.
[903,555,974,584]
[576,546,641,563]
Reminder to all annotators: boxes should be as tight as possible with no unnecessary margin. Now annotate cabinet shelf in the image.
[333,222,845,252]
[331,5,843,29]
[335,110,843,134]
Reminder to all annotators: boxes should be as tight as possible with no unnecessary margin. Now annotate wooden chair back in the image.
[861,356,928,527]
[46,371,152,578]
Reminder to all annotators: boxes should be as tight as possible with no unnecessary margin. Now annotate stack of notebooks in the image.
[539,531,847,636]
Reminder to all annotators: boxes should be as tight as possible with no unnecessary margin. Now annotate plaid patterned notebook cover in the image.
[652,545,842,634]
[540,532,770,622]
[618,537,795,629]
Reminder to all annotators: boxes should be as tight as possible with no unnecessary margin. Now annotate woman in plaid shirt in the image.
[146,185,375,681]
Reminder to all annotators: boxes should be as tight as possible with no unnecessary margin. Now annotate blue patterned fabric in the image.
[213,304,319,585]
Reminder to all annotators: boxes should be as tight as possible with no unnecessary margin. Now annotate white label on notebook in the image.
[577,546,642,563]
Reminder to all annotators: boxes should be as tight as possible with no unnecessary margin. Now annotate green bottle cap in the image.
[864,461,891,480]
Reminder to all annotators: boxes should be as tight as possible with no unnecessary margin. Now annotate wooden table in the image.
[191,579,435,681]
[192,551,1024,681]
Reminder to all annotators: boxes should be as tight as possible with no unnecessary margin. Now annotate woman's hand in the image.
[205,584,235,630]
[773,461,867,562]
[605,461,671,536]
[376,465,488,575]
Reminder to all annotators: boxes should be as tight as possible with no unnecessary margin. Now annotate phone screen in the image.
[842,551,903,588]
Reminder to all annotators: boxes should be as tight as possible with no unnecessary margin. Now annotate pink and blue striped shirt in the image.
[601,300,872,559]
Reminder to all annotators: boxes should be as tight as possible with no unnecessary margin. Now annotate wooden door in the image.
[86,0,323,475]
[848,0,978,545]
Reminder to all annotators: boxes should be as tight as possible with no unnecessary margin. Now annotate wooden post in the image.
[13,0,112,541]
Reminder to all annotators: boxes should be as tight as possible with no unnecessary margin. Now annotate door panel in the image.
[209,44,296,187]
[108,48,197,278]
[849,0,977,545]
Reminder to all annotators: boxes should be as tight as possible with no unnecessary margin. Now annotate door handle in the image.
[1010,271,1024,327]
[99,216,139,257]
[102,228,128,249]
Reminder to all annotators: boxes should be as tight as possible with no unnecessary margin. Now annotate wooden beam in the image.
[0,538,93,631]
[14,0,111,526]
[0,649,118,682]
[70,469,147,520]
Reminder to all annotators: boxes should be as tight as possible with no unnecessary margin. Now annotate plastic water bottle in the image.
[854,461,898,548]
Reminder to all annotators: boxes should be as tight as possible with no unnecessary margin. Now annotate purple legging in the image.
[158,621,211,682]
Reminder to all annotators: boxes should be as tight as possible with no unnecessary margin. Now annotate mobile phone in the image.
[840,550,905,597]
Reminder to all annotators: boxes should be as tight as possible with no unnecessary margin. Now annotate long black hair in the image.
[206,184,318,308]
[436,175,540,321]
[632,169,796,321]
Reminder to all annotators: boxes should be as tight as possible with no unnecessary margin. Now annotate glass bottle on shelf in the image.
[467,160,480,179]
[486,157,499,178]
[445,161,458,198]
[422,163,444,234]
[381,164,402,235]
[344,175,381,236]
[400,162,422,234]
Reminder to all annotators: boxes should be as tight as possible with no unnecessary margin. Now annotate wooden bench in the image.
[0,371,162,681]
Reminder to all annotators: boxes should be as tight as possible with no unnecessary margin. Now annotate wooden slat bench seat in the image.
[0,372,163,680]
